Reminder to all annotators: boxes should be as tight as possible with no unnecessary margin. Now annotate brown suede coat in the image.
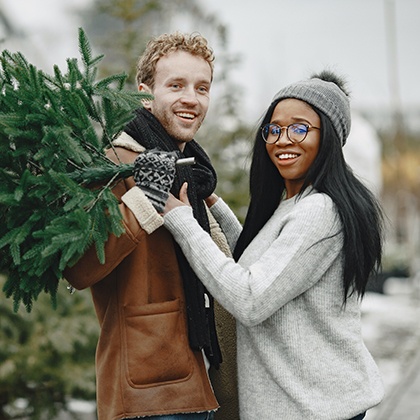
[64,145,220,419]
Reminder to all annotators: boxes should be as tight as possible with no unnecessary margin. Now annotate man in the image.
[65,32,237,420]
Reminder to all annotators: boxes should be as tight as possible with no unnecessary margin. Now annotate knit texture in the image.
[205,209,240,420]
[132,148,177,213]
[273,78,351,146]
[164,190,384,420]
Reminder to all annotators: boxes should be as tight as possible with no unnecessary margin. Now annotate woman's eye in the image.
[291,124,306,134]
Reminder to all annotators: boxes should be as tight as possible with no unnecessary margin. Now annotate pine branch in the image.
[69,162,134,185]
[0,28,151,312]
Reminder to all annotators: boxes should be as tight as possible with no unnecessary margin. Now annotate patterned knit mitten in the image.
[133,149,177,213]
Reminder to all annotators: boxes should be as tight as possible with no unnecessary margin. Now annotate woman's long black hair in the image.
[233,79,384,303]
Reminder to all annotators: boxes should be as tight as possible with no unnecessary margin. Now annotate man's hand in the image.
[133,149,177,213]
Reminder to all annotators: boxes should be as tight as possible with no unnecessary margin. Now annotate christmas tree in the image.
[0,28,150,312]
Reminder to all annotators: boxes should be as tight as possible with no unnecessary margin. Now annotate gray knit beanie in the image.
[272,75,351,146]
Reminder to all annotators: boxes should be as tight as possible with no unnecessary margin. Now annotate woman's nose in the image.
[274,127,292,145]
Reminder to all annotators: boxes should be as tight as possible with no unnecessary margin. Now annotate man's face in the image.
[140,50,212,150]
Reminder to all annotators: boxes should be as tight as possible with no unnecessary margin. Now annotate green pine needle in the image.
[0,27,149,311]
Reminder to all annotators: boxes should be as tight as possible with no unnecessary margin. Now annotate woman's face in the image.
[265,98,321,198]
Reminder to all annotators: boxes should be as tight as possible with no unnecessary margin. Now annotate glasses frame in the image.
[261,123,320,144]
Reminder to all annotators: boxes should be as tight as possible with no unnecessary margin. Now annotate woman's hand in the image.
[204,193,219,208]
[163,182,190,214]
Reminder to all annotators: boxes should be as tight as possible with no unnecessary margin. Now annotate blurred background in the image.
[0,0,419,418]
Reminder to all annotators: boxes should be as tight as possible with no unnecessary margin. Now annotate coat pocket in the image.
[123,299,193,387]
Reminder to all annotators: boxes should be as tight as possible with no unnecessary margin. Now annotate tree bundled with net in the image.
[0,28,150,312]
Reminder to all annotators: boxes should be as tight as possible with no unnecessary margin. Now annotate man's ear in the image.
[138,83,152,110]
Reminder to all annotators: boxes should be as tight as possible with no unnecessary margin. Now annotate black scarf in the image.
[125,108,222,368]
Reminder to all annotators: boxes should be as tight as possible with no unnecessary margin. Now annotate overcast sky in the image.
[1,0,419,121]
[201,0,420,118]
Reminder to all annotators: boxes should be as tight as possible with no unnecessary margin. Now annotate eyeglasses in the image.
[261,123,320,144]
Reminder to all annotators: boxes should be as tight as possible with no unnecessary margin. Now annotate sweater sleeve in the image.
[208,198,242,251]
[164,196,342,327]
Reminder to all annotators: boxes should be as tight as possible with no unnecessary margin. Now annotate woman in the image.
[162,70,384,420]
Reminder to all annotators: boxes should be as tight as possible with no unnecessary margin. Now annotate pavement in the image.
[373,348,420,419]
[362,277,420,420]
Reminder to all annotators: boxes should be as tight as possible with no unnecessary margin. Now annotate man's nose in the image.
[180,86,199,104]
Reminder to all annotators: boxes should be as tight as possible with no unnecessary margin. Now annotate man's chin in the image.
[170,128,198,143]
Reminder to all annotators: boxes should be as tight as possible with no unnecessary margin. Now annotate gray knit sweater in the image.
[163,189,384,420]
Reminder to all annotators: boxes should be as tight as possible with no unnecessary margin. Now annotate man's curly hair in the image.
[136,32,214,88]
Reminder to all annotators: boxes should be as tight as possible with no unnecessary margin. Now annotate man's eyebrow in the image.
[165,76,184,82]
[195,78,211,86]
[165,76,210,84]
